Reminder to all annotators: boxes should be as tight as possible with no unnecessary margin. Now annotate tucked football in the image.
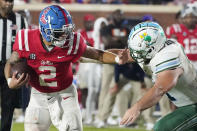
[10,59,31,79]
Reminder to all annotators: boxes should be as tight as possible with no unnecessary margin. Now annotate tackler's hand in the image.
[120,104,141,126]
[118,48,131,64]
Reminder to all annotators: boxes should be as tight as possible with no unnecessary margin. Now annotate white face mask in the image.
[45,24,75,48]
[50,30,70,48]
[52,39,67,48]
[51,31,74,48]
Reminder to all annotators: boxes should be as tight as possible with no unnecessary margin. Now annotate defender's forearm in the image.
[136,85,164,111]
[136,68,183,111]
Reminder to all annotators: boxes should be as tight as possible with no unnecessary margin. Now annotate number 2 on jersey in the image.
[39,66,57,87]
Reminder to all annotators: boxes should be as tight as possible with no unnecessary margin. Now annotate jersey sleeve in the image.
[150,45,181,74]
[166,24,183,39]
[166,25,175,38]
[13,29,30,59]
[72,33,87,63]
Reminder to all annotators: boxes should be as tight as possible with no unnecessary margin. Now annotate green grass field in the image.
[12,123,147,131]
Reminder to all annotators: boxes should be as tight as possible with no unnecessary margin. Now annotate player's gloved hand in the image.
[8,71,29,89]
[120,103,141,126]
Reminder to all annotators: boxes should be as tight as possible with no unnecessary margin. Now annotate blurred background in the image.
[13,0,183,30]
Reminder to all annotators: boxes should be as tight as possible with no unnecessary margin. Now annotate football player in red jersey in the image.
[166,2,197,69]
[78,14,95,47]
[4,5,126,131]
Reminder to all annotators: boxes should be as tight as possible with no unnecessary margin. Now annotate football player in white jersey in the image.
[120,21,197,131]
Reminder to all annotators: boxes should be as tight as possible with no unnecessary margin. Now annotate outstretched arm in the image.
[4,51,29,89]
[82,46,134,64]
[82,46,120,64]
[107,49,123,54]
[79,57,102,64]
[120,68,183,125]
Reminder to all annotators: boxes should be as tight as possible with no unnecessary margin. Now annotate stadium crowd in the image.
[15,0,196,5]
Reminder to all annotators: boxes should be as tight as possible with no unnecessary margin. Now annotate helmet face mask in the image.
[130,49,148,63]
[47,24,74,48]
[128,22,166,63]
[39,5,75,48]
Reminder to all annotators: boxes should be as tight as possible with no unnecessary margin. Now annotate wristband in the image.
[115,56,120,64]
[7,78,11,86]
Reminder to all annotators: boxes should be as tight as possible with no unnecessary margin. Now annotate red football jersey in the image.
[166,24,197,61]
[13,29,87,93]
[79,29,94,47]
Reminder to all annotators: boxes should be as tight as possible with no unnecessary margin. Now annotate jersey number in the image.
[38,66,57,87]
[183,38,197,54]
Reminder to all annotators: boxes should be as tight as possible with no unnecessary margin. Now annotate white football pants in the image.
[24,85,82,131]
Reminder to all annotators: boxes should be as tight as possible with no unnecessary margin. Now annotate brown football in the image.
[10,59,31,79]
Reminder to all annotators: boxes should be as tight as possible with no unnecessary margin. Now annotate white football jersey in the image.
[140,39,197,107]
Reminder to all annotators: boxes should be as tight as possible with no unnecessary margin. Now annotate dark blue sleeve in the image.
[114,64,121,83]
[138,72,145,82]
[133,63,145,82]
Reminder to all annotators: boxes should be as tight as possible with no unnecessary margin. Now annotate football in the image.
[10,59,31,79]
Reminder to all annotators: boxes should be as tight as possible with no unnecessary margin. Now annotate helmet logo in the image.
[139,32,151,42]
[40,7,50,25]
[139,32,152,47]
[139,32,147,39]
[144,36,151,42]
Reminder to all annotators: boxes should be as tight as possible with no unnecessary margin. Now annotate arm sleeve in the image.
[13,30,29,59]
[135,64,145,82]
[151,46,180,74]
[114,64,121,83]
[13,30,23,58]
[72,34,87,63]
[165,25,177,38]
